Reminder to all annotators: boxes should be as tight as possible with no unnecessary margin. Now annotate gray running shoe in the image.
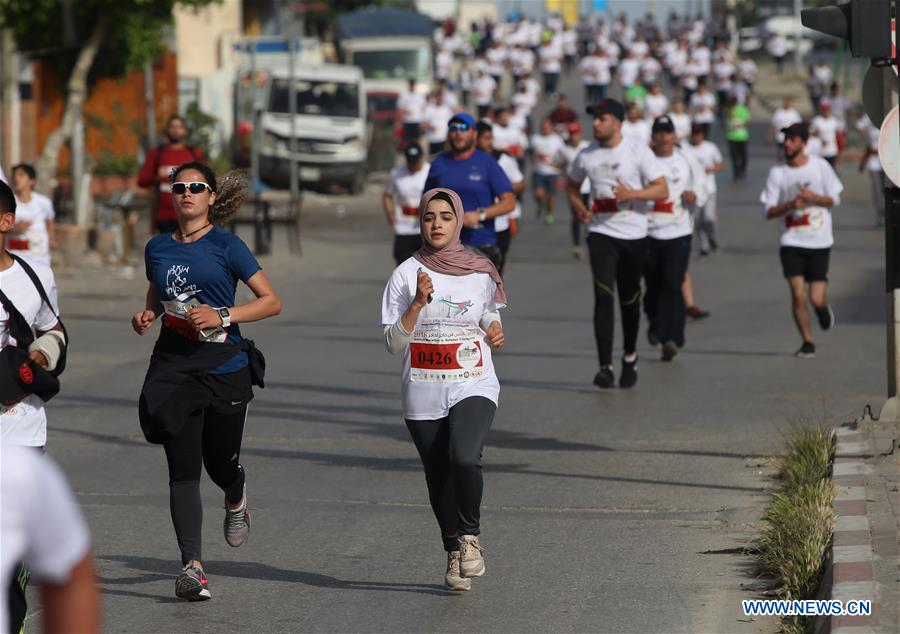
[459,535,485,578]
[175,563,211,601]
[444,551,471,591]
[224,486,251,547]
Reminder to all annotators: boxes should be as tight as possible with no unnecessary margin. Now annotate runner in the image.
[856,114,886,226]
[644,83,670,121]
[538,31,563,97]
[0,179,68,634]
[476,121,524,275]
[643,115,708,361]
[689,80,716,137]
[423,91,454,156]
[384,144,429,265]
[7,163,57,266]
[725,96,750,180]
[760,123,842,358]
[767,97,802,155]
[669,98,692,141]
[556,122,591,259]
[687,123,725,256]
[621,102,651,145]
[566,98,668,389]
[472,69,497,119]
[133,163,281,601]
[492,108,528,163]
[810,102,843,167]
[530,118,566,225]
[397,79,427,142]
[137,115,205,234]
[381,187,506,592]
[424,113,515,269]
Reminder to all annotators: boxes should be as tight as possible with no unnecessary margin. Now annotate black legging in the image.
[644,235,692,347]
[406,396,496,552]
[588,233,648,367]
[496,229,511,276]
[729,140,748,179]
[164,370,250,564]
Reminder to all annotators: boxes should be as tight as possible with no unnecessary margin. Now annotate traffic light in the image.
[800,0,893,59]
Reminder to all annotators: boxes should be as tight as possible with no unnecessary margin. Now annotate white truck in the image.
[257,64,369,193]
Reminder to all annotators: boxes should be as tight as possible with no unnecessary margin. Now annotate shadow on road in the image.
[97,554,450,597]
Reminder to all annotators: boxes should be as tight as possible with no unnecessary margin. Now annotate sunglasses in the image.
[448,122,471,132]
[172,181,212,195]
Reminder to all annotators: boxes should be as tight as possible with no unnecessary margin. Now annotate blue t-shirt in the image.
[144,226,262,374]
[424,150,513,247]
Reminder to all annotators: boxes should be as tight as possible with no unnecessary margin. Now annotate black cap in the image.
[781,122,809,142]
[586,98,625,121]
[690,122,705,135]
[651,115,675,134]
[404,144,423,161]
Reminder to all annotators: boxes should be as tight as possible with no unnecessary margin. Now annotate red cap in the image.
[567,122,581,133]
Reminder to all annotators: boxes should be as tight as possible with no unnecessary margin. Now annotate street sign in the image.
[880,105,900,187]
[862,64,899,127]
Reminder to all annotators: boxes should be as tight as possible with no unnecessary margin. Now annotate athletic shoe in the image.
[223,486,251,548]
[458,535,485,578]
[647,325,659,347]
[593,366,615,389]
[175,564,211,601]
[444,551,471,591]
[619,357,638,388]
[685,306,710,322]
[661,341,678,362]
[815,305,835,331]
[572,246,584,260]
[795,341,816,359]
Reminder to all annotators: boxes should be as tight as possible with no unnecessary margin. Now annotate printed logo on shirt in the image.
[468,170,483,182]
[18,362,33,385]
[437,298,474,317]
[166,264,198,298]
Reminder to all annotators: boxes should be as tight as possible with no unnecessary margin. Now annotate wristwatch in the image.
[477,207,487,223]
[217,307,232,328]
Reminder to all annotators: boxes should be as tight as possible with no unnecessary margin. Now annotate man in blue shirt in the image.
[424,112,515,268]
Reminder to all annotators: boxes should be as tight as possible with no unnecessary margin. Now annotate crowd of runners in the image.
[0,9,889,623]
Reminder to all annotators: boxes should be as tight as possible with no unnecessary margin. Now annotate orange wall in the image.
[34,50,179,172]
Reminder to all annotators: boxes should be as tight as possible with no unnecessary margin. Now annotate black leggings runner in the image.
[588,233,648,367]
[164,371,250,564]
[406,396,496,552]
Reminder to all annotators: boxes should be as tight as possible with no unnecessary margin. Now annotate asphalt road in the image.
[30,68,886,633]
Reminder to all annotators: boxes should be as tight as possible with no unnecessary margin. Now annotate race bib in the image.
[161,291,227,343]
[785,207,824,231]
[409,320,484,382]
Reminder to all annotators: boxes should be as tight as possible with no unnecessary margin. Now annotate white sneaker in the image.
[458,535,485,578]
[444,551,471,591]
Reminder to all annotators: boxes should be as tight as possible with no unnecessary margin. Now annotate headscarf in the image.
[413,188,507,305]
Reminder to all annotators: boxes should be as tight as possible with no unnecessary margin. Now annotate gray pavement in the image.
[30,69,887,633]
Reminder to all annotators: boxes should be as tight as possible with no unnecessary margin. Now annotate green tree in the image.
[0,0,220,195]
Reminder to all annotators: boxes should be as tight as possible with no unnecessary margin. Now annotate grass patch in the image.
[756,424,837,633]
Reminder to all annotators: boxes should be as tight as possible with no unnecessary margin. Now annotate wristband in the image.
[478,207,487,223]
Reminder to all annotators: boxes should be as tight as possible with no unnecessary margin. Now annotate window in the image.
[351,49,428,80]
[269,79,360,118]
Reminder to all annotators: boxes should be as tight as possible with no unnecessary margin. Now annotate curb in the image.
[820,423,877,634]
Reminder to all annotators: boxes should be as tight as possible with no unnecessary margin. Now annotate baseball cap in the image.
[567,121,581,133]
[652,115,675,134]
[448,112,476,129]
[404,144,423,161]
[690,122,705,135]
[781,122,809,142]
[586,98,625,121]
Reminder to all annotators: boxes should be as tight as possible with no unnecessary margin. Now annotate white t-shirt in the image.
[473,75,497,106]
[423,103,454,144]
[562,30,578,56]
[644,93,670,120]
[530,133,566,175]
[857,115,882,171]
[771,107,802,143]
[511,49,535,76]
[691,46,711,74]
[568,137,666,240]
[0,258,60,447]
[618,58,641,88]
[810,115,843,158]
[0,165,6,184]
[712,61,736,90]
[8,193,55,266]
[629,40,649,58]
[739,59,758,83]
[386,163,429,236]
[681,60,702,91]
[640,57,663,84]
[381,259,504,420]
[493,124,528,157]
[522,77,542,99]
[806,136,824,158]
[436,49,454,80]
[397,91,427,124]
[690,91,716,124]
[759,156,844,249]
[648,149,699,240]
[556,140,591,194]
[813,64,833,87]
[670,112,692,140]
[495,153,523,231]
[0,446,91,634]
[621,119,652,146]
[538,43,563,74]
[768,35,787,58]
[512,91,537,115]
[687,140,724,194]
[667,47,688,77]
[486,46,507,76]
